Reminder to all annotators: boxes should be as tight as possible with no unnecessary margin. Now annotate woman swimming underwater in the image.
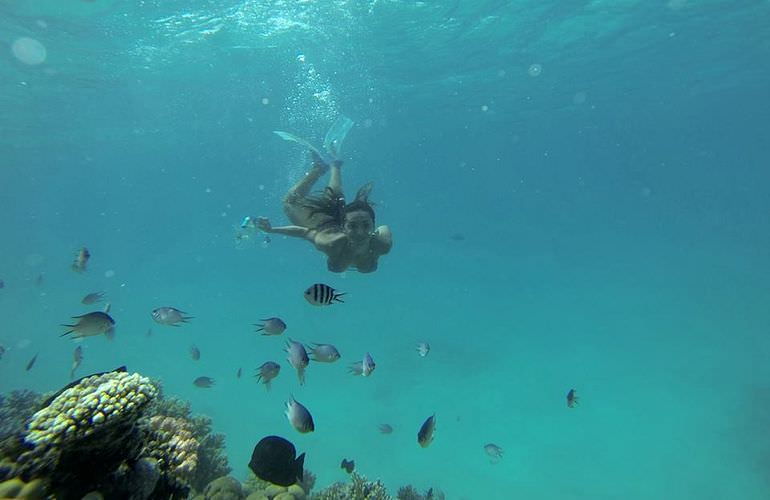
[249,117,392,273]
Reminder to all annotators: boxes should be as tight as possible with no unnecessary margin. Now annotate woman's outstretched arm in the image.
[258,217,312,240]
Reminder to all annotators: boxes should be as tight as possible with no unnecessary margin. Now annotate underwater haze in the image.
[2,0,770,498]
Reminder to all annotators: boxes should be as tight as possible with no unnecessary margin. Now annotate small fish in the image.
[285,339,309,385]
[72,247,90,273]
[378,424,393,434]
[0,344,5,360]
[255,361,281,390]
[151,307,193,326]
[248,435,305,487]
[417,414,436,448]
[285,396,314,433]
[237,367,242,378]
[61,311,116,340]
[0,279,4,289]
[303,283,345,306]
[190,345,201,361]
[255,317,287,336]
[484,443,503,462]
[26,353,39,372]
[340,458,355,474]
[416,342,430,357]
[308,343,340,363]
[567,388,579,408]
[70,345,83,379]
[81,291,105,305]
[35,273,44,286]
[349,352,375,377]
[193,376,215,388]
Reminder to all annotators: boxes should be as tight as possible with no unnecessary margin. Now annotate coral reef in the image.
[395,485,444,500]
[396,485,421,500]
[0,390,45,441]
[0,372,446,500]
[6,370,159,498]
[242,471,312,499]
[201,475,243,499]
[0,368,232,499]
[144,415,199,490]
[22,371,157,450]
[310,472,391,500]
[0,477,46,499]
[145,391,231,491]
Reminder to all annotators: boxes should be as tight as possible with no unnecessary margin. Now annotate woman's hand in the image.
[257,217,272,233]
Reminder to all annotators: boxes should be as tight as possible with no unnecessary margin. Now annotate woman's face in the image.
[343,210,374,242]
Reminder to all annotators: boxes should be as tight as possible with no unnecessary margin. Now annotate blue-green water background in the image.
[2,0,770,498]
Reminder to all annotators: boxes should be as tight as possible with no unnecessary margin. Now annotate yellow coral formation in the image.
[145,415,199,485]
[0,477,46,499]
[24,372,157,447]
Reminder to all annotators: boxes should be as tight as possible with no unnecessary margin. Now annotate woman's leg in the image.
[282,153,328,226]
[327,159,343,197]
[285,153,328,200]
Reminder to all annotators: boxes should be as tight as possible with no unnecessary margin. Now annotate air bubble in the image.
[11,37,47,65]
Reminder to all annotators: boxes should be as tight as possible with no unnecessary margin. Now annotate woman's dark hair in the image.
[303,183,375,230]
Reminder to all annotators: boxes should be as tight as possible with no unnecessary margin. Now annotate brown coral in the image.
[310,472,391,500]
[144,415,199,487]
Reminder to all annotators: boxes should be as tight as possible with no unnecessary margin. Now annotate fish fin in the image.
[104,328,116,341]
[295,452,306,482]
[60,327,75,337]
[171,324,181,327]
[333,293,346,303]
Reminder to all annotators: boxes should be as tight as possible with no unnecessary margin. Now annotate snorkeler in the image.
[251,117,392,273]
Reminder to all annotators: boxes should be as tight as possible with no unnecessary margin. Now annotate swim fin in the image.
[273,114,354,162]
[273,130,326,160]
[323,115,354,159]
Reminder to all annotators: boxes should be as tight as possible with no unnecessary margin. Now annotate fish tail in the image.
[295,452,306,482]
[333,293,346,303]
[60,325,75,337]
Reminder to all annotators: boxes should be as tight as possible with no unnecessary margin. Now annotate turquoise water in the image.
[2,0,770,498]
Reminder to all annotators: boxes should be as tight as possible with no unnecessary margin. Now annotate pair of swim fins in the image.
[274,115,354,163]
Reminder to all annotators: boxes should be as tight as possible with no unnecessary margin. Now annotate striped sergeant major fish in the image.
[303,283,345,306]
